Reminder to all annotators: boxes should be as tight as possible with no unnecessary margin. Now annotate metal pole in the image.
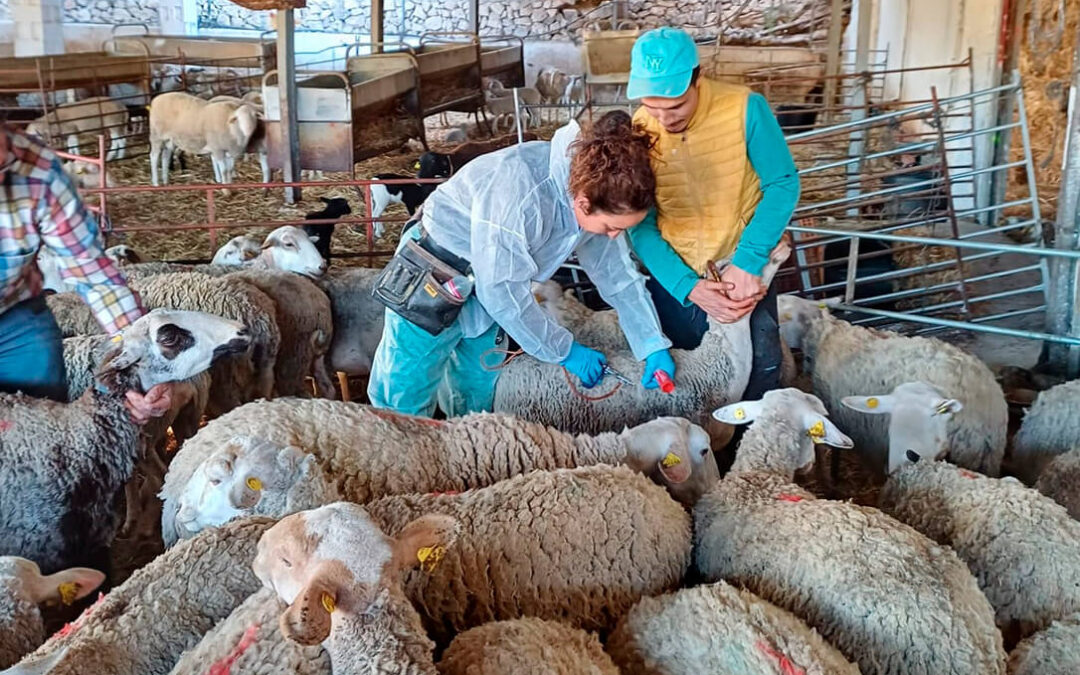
[469,0,479,36]
[371,0,384,53]
[843,0,874,217]
[513,87,523,144]
[989,0,1027,226]
[822,0,845,123]
[276,9,300,205]
[1047,17,1080,375]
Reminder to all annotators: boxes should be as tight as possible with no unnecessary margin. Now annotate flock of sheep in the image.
[1,229,1080,675]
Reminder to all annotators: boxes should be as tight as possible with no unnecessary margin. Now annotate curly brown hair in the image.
[568,110,656,215]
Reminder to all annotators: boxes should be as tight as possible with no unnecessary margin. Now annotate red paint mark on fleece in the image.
[958,469,978,479]
[369,408,445,428]
[756,640,807,675]
[777,493,805,502]
[206,624,259,675]
[0,420,12,432]
[55,592,106,638]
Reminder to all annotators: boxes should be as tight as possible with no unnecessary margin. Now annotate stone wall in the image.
[63,0,159,26]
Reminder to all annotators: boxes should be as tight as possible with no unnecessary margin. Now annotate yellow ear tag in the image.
[781,313,792,321]
[935,402,951,416]
[417,545,446,573]
[413,161,421,170]
[110,334,123,344]
[661,452,681,468]
[246,477,262,491]
[734,408,746,420]
[320,592,335,613]
[866,397,879,409]
[807,420,826,441]
[57,582,79,606]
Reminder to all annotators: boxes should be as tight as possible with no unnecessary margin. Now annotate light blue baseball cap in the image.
[627,27,700,100]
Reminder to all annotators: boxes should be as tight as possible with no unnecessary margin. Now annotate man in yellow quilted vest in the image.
[626,27,800,400]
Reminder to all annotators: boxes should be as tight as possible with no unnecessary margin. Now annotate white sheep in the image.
[606,580,859,675]
[26,96,129,160]
[778,293,1008,476]
[1006,612,1080,675]
[8,517,275,675]
[148,91,259,187]
[159,398,716,544]
[61,159,115,191]
[1034,449,1080,520]
[212,235,262,265]
[1010,378,1080,484]
[697,388,1006,675]
[0,557,104,669]
[248,225,327,278]
[535,66,571,104]
[0,310,249,575]
[484,87,542,131]
[207,94,271,184]
[493,240,790,438]
[439,618,620,675]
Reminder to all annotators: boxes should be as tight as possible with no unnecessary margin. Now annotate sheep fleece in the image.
[1035,448,1080,520]
[364,466,691,645]
[438,618,619,675]
[1007,612,1080,675]
[1011,378,1080,484]
[695,472,1005,675]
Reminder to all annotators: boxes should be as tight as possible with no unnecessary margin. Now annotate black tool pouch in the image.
[372,239,467,336]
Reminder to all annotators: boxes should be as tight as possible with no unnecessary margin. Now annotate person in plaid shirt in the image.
[0,124,174,421]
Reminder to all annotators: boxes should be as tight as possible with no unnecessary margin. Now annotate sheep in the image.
[368,175,437,239]
[255,504,458,674]
[26,96,129,161]
[302,197,352,262]
[696,388,1006,675]
[36,247,67,294]
[227,268,334,398]
[438,618,619,675]
[1010,378,1080,485]
[148,91,259,187]
[606,580,860,675]
[0,309,250,576]
[130,273,280,417]
[8,517,274,675]
[492,240,791,439]
[159,398,716,543]
[535,66,572,104]
[319,266,383,387]
[249,225,328,278]
[61,159,115,191]
[778,293,1008,476]
[443,123,468,144]
[207,94,271,185]
[166,587,328,675]
[103,245,141,266]
[0,557,104,669]
[876,452,1080,645]
[484,87,542,131]
[1006,612,1080,675]
[416,132,540,178]
[212,234,262,266]
[1034,449,1080,520]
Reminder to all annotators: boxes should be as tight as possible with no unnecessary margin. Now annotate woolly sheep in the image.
[159,398,715,543]
[363,466,690,644]
[212,235,262,266]
[26,96,128,160]
[62,159,116,191]
[0,557,104,669]
[697,388,1005,675]
[207,94,271,184]
[7,517,274,675]
[256,504,458,674]
[606,580,859,675]
[0,310,249,575]
[1010,378,1080,484]
[45,292,101,337]
[1006,612,1080,675]
[318,266,383,381]
[778,294,1007,476]
[248,225,328,279]
[104,245,141,265]
[1035,449,1080,519]
[149,92,259,186]
[130,272,280,417]
[493,241,791,437]
[438,618,619,675]
[877,456,1080,644]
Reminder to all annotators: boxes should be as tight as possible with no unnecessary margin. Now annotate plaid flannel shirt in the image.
[0,128,143,335]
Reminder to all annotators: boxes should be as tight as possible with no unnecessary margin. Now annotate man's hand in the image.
[125,382,175,425]
[687,279,756,324]
[720,265,766,302]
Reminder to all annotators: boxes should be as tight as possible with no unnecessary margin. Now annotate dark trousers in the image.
[645,276,782,401]
[0,295,68,401]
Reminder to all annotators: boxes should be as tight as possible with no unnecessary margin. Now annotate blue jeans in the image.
[0,295,68,401]
[646,276,781,401]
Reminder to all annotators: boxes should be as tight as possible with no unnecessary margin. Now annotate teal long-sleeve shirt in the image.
[628,92,800,305]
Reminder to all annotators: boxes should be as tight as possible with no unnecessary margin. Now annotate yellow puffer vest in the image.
[634,78,763,275]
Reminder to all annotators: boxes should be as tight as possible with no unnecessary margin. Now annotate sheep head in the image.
[212,234,262,266]
[777,294,834,351]
[253,503,458,646]
[260,225,327,278]
[620,417,719,506]
[176,436,336,535]
[842,380,963,474]
[0,556,104,608]
[95,309,250,394]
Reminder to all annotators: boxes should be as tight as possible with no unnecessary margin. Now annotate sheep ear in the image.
[712,400,763,425]
[95,332,147,393]
[308,234,320,244]
[841,394,895,415]
[279,574,337,646]
[260,232,279,250]
[657,443,692,485]
[29,567,106,606]
[390,514,460,576]
[805,416,853,448]
[934,398,963,417]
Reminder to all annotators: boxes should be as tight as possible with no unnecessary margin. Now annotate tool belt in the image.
[371,229,472,336]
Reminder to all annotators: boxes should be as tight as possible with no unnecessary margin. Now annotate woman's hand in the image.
[641,349,676,389]
[560,342,607,388]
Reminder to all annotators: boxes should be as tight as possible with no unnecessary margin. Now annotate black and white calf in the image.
[369,173,438,238]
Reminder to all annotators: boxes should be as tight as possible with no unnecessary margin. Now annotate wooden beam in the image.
[821,0,845,123]
[275,9,300,205]
[371,0,384,53]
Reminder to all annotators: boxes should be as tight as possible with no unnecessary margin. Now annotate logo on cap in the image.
[643,53,665,72]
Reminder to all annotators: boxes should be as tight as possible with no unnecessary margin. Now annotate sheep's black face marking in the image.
[155,323,196,360]
[214,329,252,359]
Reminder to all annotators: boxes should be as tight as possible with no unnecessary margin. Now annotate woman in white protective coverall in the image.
[368,111,677,417]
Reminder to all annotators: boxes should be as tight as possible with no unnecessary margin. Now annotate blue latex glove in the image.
[642,349,677,389]
[561,342,607,389]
